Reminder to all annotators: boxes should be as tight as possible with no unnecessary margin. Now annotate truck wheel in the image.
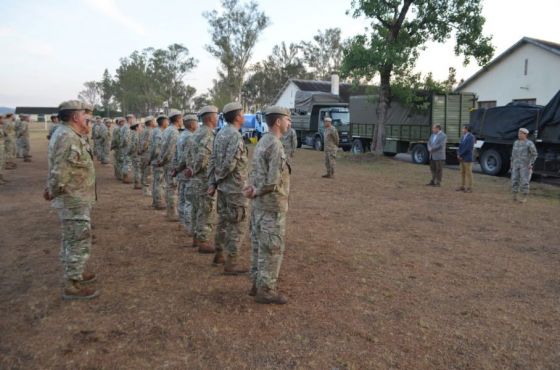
[383,152,397,157]
[480,148,505,176]
[313,137,323,151]
[351,139,364,154]
[411,144,429,165]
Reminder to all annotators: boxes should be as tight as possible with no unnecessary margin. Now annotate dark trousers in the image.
[430,160,444,185]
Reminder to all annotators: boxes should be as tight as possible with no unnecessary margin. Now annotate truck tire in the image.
[351,139,364,154]
[383,152,397,157]
[480,148,507,176]
[313,136,323,151]
[411,144,429,165]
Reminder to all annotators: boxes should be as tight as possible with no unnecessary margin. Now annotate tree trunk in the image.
[373,67,392,154]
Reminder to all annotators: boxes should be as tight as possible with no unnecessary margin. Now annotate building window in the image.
[524,59,528,75]
[478,101,497,109]
[513,98,536,105]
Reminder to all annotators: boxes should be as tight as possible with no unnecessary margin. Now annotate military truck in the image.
[349,93,476,164]
[471,90,560,177]
[291,91,351,151]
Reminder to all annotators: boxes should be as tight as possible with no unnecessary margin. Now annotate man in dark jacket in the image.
[456,125,475,193]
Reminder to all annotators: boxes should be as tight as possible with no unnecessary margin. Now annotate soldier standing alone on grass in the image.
[243,106,291,305]
[322,117,339,178]
[43,100,98,301]
[511,127,538,203]
[158,109,183,221]
[208,102,249,274]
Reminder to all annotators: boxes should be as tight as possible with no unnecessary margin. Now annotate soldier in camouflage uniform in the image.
[91,117,100,160]
[511,128,538,203]
[244,106,292,304]
[43,100,98,301]
[47,115,60,141]
[15,114,32,162]
[96,118,112,164]
[129,122,143,189]
[157,109,183,220]
[138,116,156,196]
[119,114,134,183]
[173,114,198,235]
[322,117,339,178]
[149,115,169,209]
[208,102,249,274]
[0,116,7,184]
[186,105,218,253]
[14,117,23,158]
[111,118,124,180]
[3,113,17,169]
[281,125,297,166]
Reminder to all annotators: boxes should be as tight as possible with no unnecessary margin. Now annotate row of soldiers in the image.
[0,112,33,185]
[46,100,296,305]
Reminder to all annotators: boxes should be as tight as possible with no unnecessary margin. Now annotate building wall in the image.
[457,43,560,106]
[274,82,300,109]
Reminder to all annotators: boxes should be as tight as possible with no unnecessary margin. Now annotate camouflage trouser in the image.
[250,208,286,290]
[164,165,177,216]
[325,150,336,176]
[99,141,110,164]
[215,191,248,256]
[5,137,16,162]
[511,164,532,194]
[21,138,30,158]
[0,143,5,174]
[56,205,92,281]
[131,155,142,187]
[16,137,24,157]
[151,165,165,207]
[120,152,131,178]
[113,150,122,179]
[177,180,193,233]
[192,189,215,242]
[140,157,152,196]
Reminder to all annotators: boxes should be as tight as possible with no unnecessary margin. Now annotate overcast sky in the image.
[0,0,559,107]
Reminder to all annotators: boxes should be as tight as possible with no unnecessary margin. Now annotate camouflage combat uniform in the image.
[97,123,111,164]
[47,122,96,282]
[149,128,165,208]
[324,126,339,177]
[159,125,180,218]
[111,125,122,179]
[4,118,16,165]
[15,119,23,158]
[511,139,538,196]
[209,124,249,258]
[281,127,297,166]
[138,125,153,196]
[0,122,5,182]
[175,128,194,232]
[119,123,132,180]
[128,128,142,188]
[189,125,216,243]
[91,121,100,160]
[47,122,60,141]
[249,132,291,292]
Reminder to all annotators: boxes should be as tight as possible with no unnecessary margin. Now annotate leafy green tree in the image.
[342,0,494,154]
[99,69,117,116]
[203,0,270,102]
[301,28,347,80]
[78,81,101,109]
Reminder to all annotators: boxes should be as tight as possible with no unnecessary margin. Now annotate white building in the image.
[456,37,560,108]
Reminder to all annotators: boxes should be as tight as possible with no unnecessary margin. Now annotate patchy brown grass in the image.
[1,132,559,369]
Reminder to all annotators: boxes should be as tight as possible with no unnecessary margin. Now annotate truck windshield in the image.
[331,111,349,125]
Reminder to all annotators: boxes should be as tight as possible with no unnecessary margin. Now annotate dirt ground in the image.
[1,130,559,370]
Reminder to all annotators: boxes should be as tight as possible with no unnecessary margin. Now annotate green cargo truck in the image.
[349,93,476,164]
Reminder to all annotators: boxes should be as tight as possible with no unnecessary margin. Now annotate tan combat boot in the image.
[198,241,215,254]
[518,194,528,203]
[133,183,142,190]
[248,282,257,297]
[62,280,99,301]
[255,286,287,305]
[512,193,518,202]
[81,272,97,285]
[24,156,32,162]
[212,250,225,266]
[122,174,132,184]
[223,255,249,275]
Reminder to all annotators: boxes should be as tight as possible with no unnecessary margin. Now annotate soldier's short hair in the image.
[434,124,442,130]
[157,116,168,127]
[463,125,471,132]
[224,109,242,124]
[265,114,284,127]
[170,114,182,124]
[51,115,59,121]
[58,110,77,122]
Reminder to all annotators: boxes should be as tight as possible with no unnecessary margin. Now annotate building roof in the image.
[15,107,59,114]
[274,78,372,104]
[456,37,560,91]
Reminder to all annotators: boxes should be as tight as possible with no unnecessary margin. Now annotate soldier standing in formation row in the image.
[16,114,32,162]
[174,114,198,235]
[281,122,297,166]
[0,116,6,184]
[138,116,155,196]
[97,118,112,165]
[111,117,124,180]
[209,102,249,274]
[44,100,98,301]
[187,105,219,254]
[322,117,339,178]
[243,106,292,304]
[149,115,168,209]
[158,110,183,220]
[129,122,143,190]
[3,113,17,169]
[511,127,538,203]
[47,115,60,141]
[119,114,134,184]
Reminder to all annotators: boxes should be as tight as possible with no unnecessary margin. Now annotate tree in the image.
[192,94,211,111]
[78,81,101,108]
[301,28,348,80]
[342,0,494,154]
[203,0,270,102]
[99,69,117,116]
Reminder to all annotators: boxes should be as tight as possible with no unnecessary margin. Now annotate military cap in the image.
[184,114,198,122]
[519,128,529,134]
[126,114,135,119]
[168,109,182,118]
[157,114,168,120]
[144,115,154,123]
[58,100,87,111]
[223,102,243,114]
[324,116,332,122]
[199,105,219,116]
[265,106,291,117]
[104,118,112,123]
